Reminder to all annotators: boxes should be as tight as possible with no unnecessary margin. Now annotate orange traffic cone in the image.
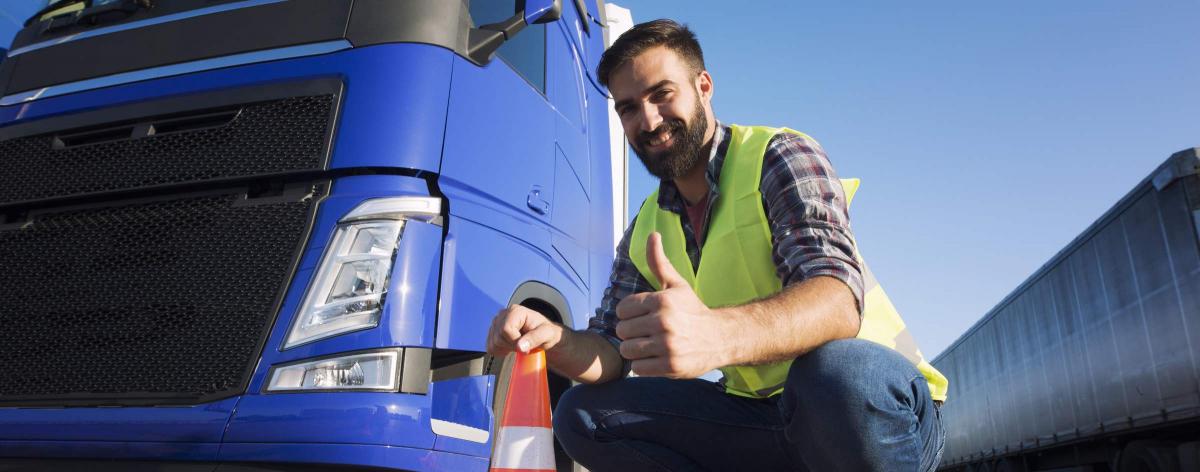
[490,349,556,472]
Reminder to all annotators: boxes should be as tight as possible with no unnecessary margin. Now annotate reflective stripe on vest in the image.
[629,124,949,401]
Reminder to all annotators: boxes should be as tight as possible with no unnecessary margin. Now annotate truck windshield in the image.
[28,0,156,25]
[34,0,86,23]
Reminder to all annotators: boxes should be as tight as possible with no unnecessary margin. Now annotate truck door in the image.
[547,1,593,326]
[436,0,555,350]
[440,1,554,250]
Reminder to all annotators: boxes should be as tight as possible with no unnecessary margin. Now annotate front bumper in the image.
[0,444,486,471]
[0,377,497,472]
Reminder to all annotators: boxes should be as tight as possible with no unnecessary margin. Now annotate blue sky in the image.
[1,1,1196,359]
[613,0,1200,357]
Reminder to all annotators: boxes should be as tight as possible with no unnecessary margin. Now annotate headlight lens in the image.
[283,197,441,349]
[267,350,400,392]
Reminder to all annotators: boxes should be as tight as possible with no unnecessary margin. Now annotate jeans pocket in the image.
[928,405,946,472]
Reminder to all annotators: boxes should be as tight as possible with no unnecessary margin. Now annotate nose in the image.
[637,103,663,134]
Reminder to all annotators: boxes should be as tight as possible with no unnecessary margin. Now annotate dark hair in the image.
[597,19,706,88]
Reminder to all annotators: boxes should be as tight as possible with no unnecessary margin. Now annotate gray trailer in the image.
[934,148,1200,471]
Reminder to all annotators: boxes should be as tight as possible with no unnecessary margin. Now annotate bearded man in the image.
[486,19,945,471]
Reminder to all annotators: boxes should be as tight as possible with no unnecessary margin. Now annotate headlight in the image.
[283,197,441,349]
[267,349,400,392]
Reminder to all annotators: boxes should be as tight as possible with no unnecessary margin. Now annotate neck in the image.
[674,163,707,206]
[673,125,716,206]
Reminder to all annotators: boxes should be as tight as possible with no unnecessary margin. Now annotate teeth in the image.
[648,132,671,146]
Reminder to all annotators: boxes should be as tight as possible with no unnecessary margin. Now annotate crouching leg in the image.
[780,338,944,471]
[553,376,796,471]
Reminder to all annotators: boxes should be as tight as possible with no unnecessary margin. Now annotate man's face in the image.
[609,46,713,180]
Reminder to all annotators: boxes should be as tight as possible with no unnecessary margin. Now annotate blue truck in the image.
[0,1,633,470]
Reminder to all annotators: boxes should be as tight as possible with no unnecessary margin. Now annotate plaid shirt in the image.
[587,123,864,364]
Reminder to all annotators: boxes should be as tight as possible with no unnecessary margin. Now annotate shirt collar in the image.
[656,121,730,213]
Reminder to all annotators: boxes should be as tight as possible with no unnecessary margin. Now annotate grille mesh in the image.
[0,188,322,404]
[0,95,333,205]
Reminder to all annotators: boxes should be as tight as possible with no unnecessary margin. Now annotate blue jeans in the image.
[553,339,945,471]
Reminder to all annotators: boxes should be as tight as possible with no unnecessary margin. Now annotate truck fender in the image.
[507,280,572,325]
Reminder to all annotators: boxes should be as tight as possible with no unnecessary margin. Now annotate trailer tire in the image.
[1118,440,1181,472]
[994,457,1027,472]
[966,461,995,472]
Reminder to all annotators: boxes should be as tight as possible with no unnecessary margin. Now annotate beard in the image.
[631,101,708,181]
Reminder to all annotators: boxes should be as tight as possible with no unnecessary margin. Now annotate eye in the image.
[651,90,672,102]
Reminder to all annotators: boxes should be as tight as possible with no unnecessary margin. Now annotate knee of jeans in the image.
[786,338,919,403]
[552,384,602,445]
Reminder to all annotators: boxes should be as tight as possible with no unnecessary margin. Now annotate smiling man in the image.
[486,19,944,471]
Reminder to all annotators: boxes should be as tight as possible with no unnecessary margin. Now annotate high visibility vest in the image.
[629,124,949,401]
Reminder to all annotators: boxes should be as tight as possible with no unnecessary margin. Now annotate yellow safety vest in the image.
[629,125,949,401]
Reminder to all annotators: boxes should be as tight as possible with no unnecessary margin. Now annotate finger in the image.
[615,312,663,340]
[618,336,664,360]
[615,292,656,320]
[487,311,516,355]
[487,336,514,357]
[646,232,685,289]
[499,305,527,343]
[515,322,562,353]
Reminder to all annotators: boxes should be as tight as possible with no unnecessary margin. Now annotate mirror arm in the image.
[480,14,527,41]
[467,13,527,65]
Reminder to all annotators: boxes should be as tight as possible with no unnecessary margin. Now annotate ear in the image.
[695,70,713,102]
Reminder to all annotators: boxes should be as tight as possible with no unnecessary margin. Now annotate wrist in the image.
[542,323,572,360]
[711,307,742,367]
[549,323,572,349]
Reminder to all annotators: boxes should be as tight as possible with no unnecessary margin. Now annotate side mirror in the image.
[468,0,561,64]
[522,0,562,25]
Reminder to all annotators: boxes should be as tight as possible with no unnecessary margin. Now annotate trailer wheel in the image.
[1117,440,1181,472]
[994,457,1028,472]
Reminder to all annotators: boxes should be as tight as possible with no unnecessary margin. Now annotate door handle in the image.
[526,187,550,215]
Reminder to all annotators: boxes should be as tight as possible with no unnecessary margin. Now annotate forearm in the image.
[546,328,626,384]
[718,276,861,366]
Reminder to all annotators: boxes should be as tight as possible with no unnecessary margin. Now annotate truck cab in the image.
[0,1,631,470]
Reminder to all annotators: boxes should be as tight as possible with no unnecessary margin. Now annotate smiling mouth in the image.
[646,131,672,147]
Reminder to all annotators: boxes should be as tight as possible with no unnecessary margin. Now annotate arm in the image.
[485,306,626,384]
[485,219,650,384]
[735,131,865,363]
[615,233,858,377]
[718,274,859,366]
[616,133,864,377]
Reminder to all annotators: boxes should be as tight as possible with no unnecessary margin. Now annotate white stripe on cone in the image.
[490,425,556,470]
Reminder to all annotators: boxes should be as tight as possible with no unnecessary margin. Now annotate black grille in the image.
[0,95,334,205]
[0,186,324,405]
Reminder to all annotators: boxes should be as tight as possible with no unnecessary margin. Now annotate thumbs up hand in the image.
[644,230,687,290]
[614,232,729,378]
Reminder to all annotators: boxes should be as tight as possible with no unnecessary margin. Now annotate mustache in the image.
[638,120,684,146]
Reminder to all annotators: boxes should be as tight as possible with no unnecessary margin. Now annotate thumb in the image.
[646,231,685,289]
[515,322,562,353]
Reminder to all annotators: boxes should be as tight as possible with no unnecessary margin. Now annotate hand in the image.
[614,232,729,378]
[486,305,565,357]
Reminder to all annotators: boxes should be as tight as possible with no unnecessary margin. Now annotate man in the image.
[486,19,945,471]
